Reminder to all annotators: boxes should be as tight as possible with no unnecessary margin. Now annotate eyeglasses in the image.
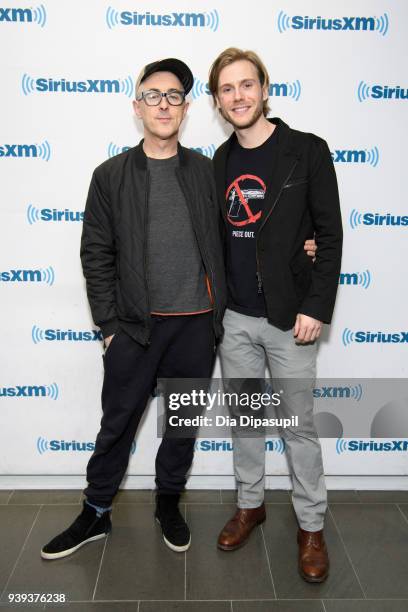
[137,89,186,106]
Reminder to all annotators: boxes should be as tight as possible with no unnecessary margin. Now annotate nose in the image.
[159,94,170,110]
[232,86,243,101]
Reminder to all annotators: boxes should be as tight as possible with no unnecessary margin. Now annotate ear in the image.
[262,83,269,102]
[214,93,221,111]
[133,98,142,118]
[182,100,190,118]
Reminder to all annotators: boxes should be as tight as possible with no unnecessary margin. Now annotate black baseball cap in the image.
[138,58,194,95]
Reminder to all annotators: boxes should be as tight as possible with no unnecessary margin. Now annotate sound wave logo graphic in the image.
[365,146,379,167]
[32,325,45,344]
[106,6,120,28]
[22,73,35,95]
[375,13,389,36]
[27,204,40,225]
[277,10,291,33]
[357,81,371,102]
[269,438,286,454]
[36,140,51,161]
[349,208,363,229]
[350,384,363,401]
[33,4,47,27]
[37,437,49,454]
[120,75,134,98]
[336,438,348,454]
[41,266,55,285]
[357,270,371,289]
[192,78,209,100]
[45,383,59,400]
[287,80,301,101]
[205,9,219,31]
[342,328,355,347]
[108,142,131,158]
[190,144,215,159]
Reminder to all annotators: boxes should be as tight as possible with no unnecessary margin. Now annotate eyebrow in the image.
[219,78,257,88]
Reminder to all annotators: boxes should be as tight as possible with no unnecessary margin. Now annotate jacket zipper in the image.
[143,170,152,344]
[255,159,299,294]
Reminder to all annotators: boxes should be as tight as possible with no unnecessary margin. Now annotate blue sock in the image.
[85,500,112,517]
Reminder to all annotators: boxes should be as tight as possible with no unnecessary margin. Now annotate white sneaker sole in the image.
[155,517,191,552]
[40,532,108,560]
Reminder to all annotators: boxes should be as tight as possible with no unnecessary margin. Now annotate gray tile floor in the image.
[0,490,408,611]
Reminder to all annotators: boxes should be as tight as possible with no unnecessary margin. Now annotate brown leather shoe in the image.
[297,528,329,583]
[217,504,266,551]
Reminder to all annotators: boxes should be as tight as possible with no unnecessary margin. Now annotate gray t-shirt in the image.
[146,155,212,314]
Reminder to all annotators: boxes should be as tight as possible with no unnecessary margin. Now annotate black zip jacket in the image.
[80,141,227,344]
[213,118,343,330]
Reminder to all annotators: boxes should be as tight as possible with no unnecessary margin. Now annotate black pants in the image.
[84,312,215,506]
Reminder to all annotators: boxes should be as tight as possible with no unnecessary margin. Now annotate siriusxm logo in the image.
[0,267,54,285]
[37,437,136,454]
[32,326,103,344]
[358,82,408,102]
[0,383,59,399]
[342,329,408,347]
[108,142,216,160]
[0,5,46,26]
[277,11,389,36]
[106,7,219,31]
[0,141,51,160]
[331,147,379,166]
[27,205,83,224]
[192,78,301,101]
[313,385,363,401]
[336,439,408,454]
[190,144,215,159]
[339,270,371,289]
[269,81,301,101]
[349,209,408,229]
[195,439,285,452]
[22,74,134,98]
[108,143,131,158]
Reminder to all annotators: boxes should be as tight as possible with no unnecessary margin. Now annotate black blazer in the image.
[213,118,343,330]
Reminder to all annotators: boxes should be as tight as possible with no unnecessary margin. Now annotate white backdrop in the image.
[1,0,408,488]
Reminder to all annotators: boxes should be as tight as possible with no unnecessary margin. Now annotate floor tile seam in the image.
[327,505,367,599]
[396,504,408,528]
[260,523,277,600]
[0,504,43,602]
[39,597,408,603]
[92,533,109,601]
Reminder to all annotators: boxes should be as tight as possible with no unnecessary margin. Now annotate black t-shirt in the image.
[225,126,279,317]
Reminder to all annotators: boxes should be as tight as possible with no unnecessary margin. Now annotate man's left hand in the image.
[293,314,322,343]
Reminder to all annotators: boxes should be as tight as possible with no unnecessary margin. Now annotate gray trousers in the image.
[219,309,327,531]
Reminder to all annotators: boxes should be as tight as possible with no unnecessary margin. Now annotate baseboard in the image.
[1,474,407,490]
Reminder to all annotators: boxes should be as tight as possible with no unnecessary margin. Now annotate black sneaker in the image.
[41,501,111,560]
[155,493,191,552]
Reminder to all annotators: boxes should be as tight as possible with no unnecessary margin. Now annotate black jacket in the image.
[213,118,343,330]
[80,142,227,344]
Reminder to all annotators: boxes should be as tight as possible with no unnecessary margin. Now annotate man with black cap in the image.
[40,59,226,560]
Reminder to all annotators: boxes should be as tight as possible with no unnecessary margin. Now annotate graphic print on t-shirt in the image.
[226,174,266,235]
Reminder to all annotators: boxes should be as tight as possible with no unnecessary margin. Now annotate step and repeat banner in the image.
[1,0,407,485]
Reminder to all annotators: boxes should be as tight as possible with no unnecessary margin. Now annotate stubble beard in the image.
[219,100,264,130]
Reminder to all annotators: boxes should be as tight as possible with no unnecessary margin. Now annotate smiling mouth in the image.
[231,106,250,114]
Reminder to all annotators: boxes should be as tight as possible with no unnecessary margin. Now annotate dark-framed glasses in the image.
[137,89,186,106]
